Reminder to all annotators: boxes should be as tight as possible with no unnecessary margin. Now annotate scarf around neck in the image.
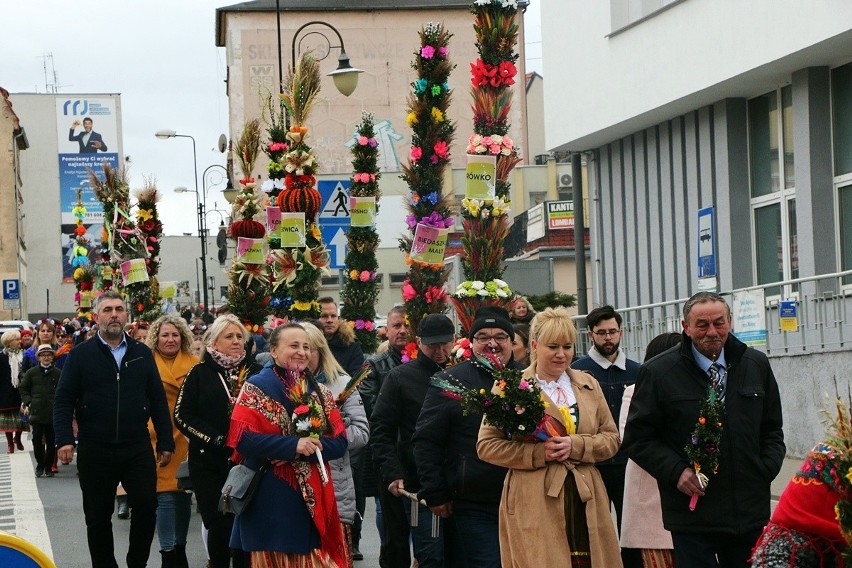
[206,346,245,370]
[6,348,22,388]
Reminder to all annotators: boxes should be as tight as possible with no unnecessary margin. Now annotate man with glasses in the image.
[412,307,514,568]
[572,305,641,565]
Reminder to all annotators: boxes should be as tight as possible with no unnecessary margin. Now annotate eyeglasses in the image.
[472,333,511,344]
[592,329,622,338]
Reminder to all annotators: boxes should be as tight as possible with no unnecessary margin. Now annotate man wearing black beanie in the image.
[412,306,516,568]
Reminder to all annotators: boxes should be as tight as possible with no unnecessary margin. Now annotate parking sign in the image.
[3,279,20,310]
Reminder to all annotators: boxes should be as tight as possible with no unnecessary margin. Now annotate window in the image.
[389,273,408,287]
[840,184,852,285]
[321,276,340,288]
[832,63,852,176]
[748,86,797,296]
[832,64,852,286]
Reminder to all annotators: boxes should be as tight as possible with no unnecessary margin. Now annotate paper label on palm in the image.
[279,212,306,247]
[350,196,376,227]
[120,258,148,285]
[410,224,448,265]
[266,206,282,239]
[236,237,265,264]
[465,154,497,200]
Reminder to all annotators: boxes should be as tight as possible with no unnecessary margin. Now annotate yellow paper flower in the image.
[461,198,482,217]
[311,224,322,241]
[137,209,153,222]
[431,107,444,122]
[406,112,418,126]
[846,467,852,484]
[350,269,359,280]
[292,300,313,311]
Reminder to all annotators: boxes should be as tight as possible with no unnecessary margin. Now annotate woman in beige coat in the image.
[477,307,623,567]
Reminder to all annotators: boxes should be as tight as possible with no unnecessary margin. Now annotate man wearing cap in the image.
[412,306,514,568]
[19,344,61,477]
[370,313,456,567]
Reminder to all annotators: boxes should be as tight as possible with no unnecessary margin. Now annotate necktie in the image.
[709,362,725,403]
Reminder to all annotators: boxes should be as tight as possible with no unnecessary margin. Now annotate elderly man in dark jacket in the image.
[623,291,785,568]
[371,314,456,568]
[413,306,514,568]
[54,290,174,568]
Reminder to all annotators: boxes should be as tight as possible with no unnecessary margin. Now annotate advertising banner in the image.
[732,289,767,346]
[56,97,120,281]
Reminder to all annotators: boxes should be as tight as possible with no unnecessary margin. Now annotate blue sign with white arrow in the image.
[317,180,351,270]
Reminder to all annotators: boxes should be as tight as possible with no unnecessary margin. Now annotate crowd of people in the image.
[0,290,848,567]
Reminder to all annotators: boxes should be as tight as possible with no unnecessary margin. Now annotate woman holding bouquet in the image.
[477,306,622,567]
[227,322,349,567]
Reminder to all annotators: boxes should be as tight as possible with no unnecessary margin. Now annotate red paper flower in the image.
[497,61,517,85]
[294,404,310,416]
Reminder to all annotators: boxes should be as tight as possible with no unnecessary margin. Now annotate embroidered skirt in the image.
[641,549,676,568]
[251,549,341,568]
[0,408,27,432]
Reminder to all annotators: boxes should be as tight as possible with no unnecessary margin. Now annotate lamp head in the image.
[328,52,363,96]
[155,129,177,139]
[174,186,192,194]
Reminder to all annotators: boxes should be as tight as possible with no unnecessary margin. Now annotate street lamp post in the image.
[155,129,210,320]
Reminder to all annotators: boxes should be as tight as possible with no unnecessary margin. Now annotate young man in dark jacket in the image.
[319,296,365,378]
[371,313,455,568]
[623,291,785,567]
[54,290,174,568]
[412,306,514,568]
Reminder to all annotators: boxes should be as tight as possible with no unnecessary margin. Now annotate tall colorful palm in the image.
[400,22,456,335]
[451,0,522,333]
[340,113,381,354]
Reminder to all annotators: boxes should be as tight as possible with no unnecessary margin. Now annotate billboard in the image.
[56,97,120,281]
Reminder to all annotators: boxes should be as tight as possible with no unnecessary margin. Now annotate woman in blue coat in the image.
[227,322,348,567]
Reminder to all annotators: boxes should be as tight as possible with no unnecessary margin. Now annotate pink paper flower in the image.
[359,270,371,282]
[410,146,423,161]
[364,321,375,331]
[402,280,417,301]
[358,136,369,146]
[421,45,436,59]
[438,46,448,58]
[433,140,449,159]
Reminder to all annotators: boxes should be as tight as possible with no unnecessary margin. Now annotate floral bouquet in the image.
[286,371,329,484]
[435,355,567,440]
[684,385,723,510]
[451,279,512,336]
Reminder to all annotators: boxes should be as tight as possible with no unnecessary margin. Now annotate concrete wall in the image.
[770,349,852,458]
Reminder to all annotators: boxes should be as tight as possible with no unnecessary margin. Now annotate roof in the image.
[215,0,488,46]
[525,71,541,94]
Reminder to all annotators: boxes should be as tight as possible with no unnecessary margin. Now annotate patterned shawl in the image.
[227,370,347,568]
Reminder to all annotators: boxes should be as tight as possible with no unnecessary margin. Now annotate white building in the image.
[542,0,852,454]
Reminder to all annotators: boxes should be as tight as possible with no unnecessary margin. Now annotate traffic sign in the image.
[318,180,351,270]
[2,279,20,310]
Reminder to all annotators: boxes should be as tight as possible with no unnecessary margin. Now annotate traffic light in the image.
[217,224,227,265]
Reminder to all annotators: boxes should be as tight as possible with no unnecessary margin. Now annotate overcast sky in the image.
[3,1,541,236]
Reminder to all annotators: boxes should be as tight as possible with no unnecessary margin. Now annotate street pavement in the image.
[0,436,802,567]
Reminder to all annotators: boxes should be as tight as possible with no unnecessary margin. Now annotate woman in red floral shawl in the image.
[227,322,349,568]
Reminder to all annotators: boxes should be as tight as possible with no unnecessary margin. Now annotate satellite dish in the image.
[217,134,227,153]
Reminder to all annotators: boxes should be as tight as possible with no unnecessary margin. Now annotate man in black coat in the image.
[357,305,409,565]
[55,290,174,568]
[412,306,514,568]
[371,313,455,568]
[623,291,785,568]
[319,296,365,377]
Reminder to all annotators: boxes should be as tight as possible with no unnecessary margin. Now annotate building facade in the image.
[542,0,852,454]
[0,88,29,321]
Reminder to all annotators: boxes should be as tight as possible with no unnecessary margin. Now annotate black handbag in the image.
[218,464,266,515]
[176,460,192,491]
